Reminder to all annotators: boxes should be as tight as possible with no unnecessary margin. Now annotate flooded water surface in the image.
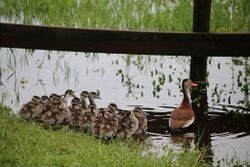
[0,48,249,165]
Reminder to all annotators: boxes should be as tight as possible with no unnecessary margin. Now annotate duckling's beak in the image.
[95,96,102,100]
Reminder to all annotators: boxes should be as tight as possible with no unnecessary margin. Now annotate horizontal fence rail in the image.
[0,23,250,56]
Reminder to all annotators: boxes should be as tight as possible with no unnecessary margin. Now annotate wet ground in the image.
[0,48,249,164]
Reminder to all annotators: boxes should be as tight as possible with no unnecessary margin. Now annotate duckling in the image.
[99,109,119,140]
[18,96,43,120]
[68,97,82,112]
[133,107,148,139]
[41,95,66,125]
[91,108,105,137]
[69,97,83,128]
[106,103,118,114]
[78,104,97,132]
[80,91,89,110]
[61,90,77,123]
[91,103,118,137]
[49,93,62,104]
[61,89,76,105]
[35,95,53,121]
[116,110,139,139]
[88,91,101,109]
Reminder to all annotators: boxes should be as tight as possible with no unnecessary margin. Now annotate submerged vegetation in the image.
[0,104,211,167]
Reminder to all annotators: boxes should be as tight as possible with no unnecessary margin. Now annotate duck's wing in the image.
[169,108,195,129]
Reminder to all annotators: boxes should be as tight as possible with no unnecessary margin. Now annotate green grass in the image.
[0,0,192,31]
[0,0,249,32]
[0,104,210,167]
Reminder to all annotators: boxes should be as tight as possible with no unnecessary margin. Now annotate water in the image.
[0,48,249,165]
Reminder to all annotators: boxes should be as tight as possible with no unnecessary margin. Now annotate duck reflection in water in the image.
[170,132,195,148]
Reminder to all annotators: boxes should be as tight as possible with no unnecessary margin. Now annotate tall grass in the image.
[0,0,249,32]
[211,0,250,32]
[1,0,192,31]
[0,104,210,167]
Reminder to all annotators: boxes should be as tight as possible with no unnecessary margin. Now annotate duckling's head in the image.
[41,95,50,104]
[71,97,81,105]
[80,91,89,100]
[97,108,105,117]
[133,107,148,117]
[52,95,62,105]
[65,89,76,98]
[49,93,61,101]
[89,91,101,99]
[31,96,41,103]
[108,103,118,112]
[71,97,81,109]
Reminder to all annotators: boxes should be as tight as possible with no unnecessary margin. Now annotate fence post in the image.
[191,0,212,161]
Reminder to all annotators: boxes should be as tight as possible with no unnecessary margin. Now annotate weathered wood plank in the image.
[0,23,250,56]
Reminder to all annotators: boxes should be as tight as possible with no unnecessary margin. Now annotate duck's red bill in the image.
[191,82,198,87]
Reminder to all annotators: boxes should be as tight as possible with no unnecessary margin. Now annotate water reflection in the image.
[0,48,250,164]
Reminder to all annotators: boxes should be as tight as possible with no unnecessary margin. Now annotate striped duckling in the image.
[133,107,148,139]
[61,90,77,123]
[88,91,101,110]
[80,91,89,110]
[18,96,43,120]
[61,89,77,105]
[91,108,106,137]
[41,94,65,125]
[99,103,119,140]
[78,91,101,131]
[36,95,54,121]
[116,109,139,139]
[79,104,97,132]
[68,97,83,128]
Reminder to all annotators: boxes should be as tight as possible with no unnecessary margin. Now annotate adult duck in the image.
[169,79,198,131]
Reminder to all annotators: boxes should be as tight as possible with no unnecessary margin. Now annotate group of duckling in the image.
[18,89,148,140]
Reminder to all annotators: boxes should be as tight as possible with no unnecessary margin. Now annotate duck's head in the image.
[182,79,198,93]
